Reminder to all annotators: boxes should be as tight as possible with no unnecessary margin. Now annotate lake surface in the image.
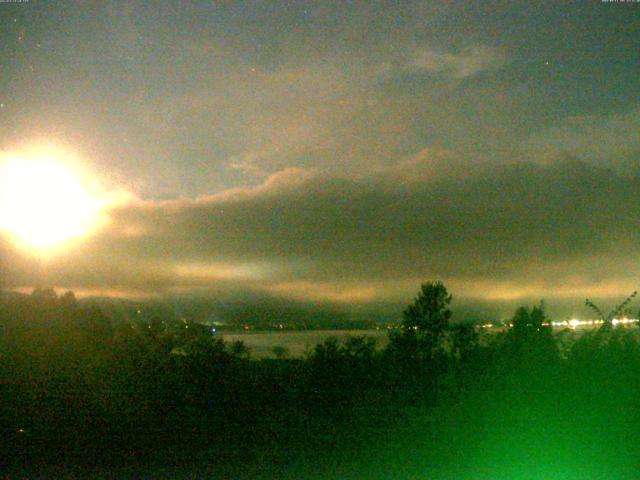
[221,324,638,358]
[221,329,390,358]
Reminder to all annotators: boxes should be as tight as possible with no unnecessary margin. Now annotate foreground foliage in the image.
[2,286,640,479]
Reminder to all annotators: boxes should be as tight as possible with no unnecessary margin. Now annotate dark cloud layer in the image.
[3,156,640,316]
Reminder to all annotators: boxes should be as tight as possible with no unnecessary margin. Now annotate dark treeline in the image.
[2,283,640,479]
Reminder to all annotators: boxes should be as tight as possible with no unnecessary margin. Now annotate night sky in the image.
[0,1,639,318]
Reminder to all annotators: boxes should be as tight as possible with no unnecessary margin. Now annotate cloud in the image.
[522,106,640,164]
[410,45,507,79]
[173,63,372,179]
[371,147,479,185]
[211,167,320,201]
[3,155,640,315]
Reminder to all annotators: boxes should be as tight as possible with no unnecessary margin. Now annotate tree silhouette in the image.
[389,281,452,363]
[451,322,479,362]
[271,345,290,359]
[585,291,637,329]
[341,336,376,360]
[505,302,557,365]
[312,336,341,363]
[230,340,251,359]
[511,302,547,338]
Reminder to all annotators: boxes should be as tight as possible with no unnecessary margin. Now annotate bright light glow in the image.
[0,150,107,251]
[569,319,580,329]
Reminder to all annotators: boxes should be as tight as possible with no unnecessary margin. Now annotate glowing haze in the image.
[0,148,109,251]
[0,1,638,318]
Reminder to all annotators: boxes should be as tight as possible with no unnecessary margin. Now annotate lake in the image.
[221,324,638,358]
[221,329,390,358]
